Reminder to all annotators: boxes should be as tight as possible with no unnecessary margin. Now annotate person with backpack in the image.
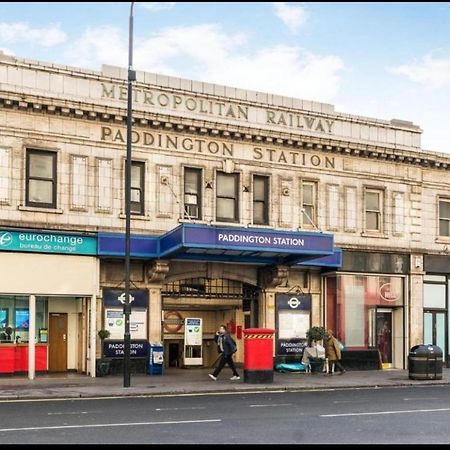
[209,324,240,381]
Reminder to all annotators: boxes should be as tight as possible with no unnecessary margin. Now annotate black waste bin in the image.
[408,344,443,380]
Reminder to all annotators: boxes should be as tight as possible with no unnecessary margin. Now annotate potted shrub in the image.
[96,329,111,377]
[305,326,327,373]
[306,326,326,344]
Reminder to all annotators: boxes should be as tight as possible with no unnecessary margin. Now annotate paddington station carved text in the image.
[100,126,336,169]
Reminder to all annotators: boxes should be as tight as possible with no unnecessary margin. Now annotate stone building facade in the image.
[1,50,450,377]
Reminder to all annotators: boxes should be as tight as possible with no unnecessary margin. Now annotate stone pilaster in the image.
[409,254,424,349]
[146,260,170,343]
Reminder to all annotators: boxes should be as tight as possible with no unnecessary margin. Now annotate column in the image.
[147,261,170,344]
[28,294,36,380]
[89,294,97,377]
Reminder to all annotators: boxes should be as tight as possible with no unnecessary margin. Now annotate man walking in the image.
[324,329,346,375]
[209,325,240,381]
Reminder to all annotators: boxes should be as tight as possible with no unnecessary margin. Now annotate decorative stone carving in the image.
[147,260,170,284]
[260,265,289,289]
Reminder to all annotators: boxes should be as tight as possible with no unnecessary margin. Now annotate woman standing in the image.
[324,329,346,375]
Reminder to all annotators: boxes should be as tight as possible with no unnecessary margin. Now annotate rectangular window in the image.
[26,150,57,208]
[301,181,317,228]
[216,172,239,222]
[131,161,145,215]
[365,188,383,232]
[184,167,202,220]
[439,199,450,237]
[253,175,269,225]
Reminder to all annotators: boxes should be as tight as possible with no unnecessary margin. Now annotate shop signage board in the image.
[0,230,96,255]
[103,339,149,358]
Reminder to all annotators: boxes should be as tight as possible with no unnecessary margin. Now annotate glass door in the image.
[424,310,446,359]
[376,309,393,368]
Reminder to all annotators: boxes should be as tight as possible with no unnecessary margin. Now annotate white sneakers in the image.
[209,374,240,381]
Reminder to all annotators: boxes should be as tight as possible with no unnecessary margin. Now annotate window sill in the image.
[178,218,208,224]
[246,223,272,229]
[210,221,241,227]
[361,231,389,239]
[18,205,63,214]
[435,237,450,244]
[118,213,151,221]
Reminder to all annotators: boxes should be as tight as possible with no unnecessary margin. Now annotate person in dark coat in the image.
[324,329,346,375]
[209,325,240,381]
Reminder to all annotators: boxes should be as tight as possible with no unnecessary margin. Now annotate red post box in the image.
[243,328,275,383]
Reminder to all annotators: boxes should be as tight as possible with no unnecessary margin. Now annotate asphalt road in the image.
[1,385,450,444]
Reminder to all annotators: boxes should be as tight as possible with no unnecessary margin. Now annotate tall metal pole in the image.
[124,1,136,388]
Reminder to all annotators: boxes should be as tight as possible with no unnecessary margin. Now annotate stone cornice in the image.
[0,91,449,170]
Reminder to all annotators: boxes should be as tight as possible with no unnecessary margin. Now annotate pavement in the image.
[1,367,450,400]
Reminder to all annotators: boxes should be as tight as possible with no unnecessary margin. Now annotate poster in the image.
[278,310,309,339]
[105,309,147,340]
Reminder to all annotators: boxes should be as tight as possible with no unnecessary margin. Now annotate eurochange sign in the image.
[0,230,97,255]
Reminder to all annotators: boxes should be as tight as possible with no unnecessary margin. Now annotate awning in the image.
[98,224,341,268]
[159,224,334,265]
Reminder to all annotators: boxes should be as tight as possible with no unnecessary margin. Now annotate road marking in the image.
[155,407,206,411]
[47,412,89,416]
[403,397,439,401]
[0,419,221,433]
[249,403,293,408]
[333,400,359,404]
[321,408,450,418]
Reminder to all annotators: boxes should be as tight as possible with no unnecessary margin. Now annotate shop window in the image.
[424,283,446,309]
[26,150,57,208]
[130,161,145,215]
[301,180,317,228]
[325,274,404,349]
[216,172,239,222]
[0,296,48,343]
[439,199,450,237]
[184,167,202,220]
[364,188,383,232]
[252,175,269,225]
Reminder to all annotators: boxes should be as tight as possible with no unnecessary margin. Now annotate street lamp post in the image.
[124,0,136,388]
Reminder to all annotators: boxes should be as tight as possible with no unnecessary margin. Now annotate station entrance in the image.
[161,277,259,369]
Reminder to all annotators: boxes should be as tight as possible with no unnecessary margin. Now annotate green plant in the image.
[98,329,111,340]
[306,326,326,343]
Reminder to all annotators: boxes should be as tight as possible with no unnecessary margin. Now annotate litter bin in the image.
[148,343,164,375]
[243,328,275,383]
[408,344,443,380]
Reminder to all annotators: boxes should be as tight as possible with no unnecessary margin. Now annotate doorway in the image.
[376,309,393,368]
[424,310,446,359]
[168,342,180,368]
[48,313,68,372]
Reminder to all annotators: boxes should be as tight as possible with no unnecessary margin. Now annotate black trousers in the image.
[212,353,239,377]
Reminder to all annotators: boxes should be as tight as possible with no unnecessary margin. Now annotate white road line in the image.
[0,419,221,433]
[47,412,89,416]
[321,408,450,418]
[403,398,439,401]
[155,407,206,411]
[249,404,293,408]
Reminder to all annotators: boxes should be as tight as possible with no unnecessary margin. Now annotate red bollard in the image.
[243,328,275,383]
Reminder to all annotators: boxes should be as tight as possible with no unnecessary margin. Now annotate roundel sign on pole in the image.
[163,310,184,333]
